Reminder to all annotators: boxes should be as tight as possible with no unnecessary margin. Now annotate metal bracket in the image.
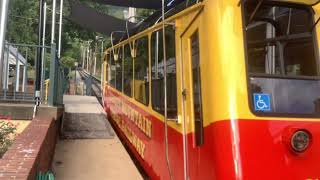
[110,31,125,61]
[125,16,146,58]
[182,88,187,100]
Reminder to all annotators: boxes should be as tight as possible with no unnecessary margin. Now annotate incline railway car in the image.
[102,0,320,179]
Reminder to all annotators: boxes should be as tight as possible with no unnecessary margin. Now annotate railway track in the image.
[77,69,103,104]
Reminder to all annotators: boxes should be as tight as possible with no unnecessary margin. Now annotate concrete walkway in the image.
[52,139,143,180]
[61,95,113,139]
[52,95,143,180]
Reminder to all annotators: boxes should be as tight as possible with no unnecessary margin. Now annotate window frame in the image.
[115,46,123,92]
[123,43,134,98]
[107,50,114,87]
[133,35,150,106]
[241,1,320,118]
[189,30,204,146]
[150,26,178,118]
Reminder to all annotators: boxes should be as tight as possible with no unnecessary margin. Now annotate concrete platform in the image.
[63,95,104,114]
[52,139,143,180]
[53,95,143,179]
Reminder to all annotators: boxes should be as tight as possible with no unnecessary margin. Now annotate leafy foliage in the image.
[0,121,17,158]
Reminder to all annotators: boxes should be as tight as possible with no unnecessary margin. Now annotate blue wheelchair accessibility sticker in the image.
[253,93,271,111]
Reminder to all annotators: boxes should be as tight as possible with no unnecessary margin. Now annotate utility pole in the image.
[86,44,90,72]
[40,1,47,99]
[35,0,46,105]
[58,0,64,58]
[0,0,9,89]
[94,37,98,76]
[94,52,97,76]
[51,0,56,44]
[81,44,85,69]
[101,40,104,58]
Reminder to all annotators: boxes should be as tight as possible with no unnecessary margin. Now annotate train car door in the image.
[179,8,204,179]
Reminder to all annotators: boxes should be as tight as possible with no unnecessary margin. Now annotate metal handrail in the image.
[110,31,125,61]
[5,42,51,49]
[125,16,146,58]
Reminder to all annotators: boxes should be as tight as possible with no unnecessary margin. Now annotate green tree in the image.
[6,0,154,71]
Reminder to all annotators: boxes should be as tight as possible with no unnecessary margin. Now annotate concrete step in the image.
[62,113,114,139]
[61,95,114,139]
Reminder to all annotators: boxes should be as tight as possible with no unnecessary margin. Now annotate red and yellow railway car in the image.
[102,0,320,179]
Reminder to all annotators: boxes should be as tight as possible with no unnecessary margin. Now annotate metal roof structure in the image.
[69,1,136,35]
[69,0,193,37]
[4,44,26,66]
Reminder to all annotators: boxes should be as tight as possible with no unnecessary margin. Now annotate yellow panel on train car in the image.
[102,0,320,179]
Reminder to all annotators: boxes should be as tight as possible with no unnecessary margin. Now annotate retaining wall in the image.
[0,118,59,180]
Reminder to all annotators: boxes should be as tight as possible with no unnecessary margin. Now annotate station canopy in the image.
[70,1,135,36]
[5,45,26,66]
[69,0,184,36]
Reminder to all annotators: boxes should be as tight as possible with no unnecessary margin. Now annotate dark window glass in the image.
[191,31,204,146]
[115,47,123,91]
[124,44,133,97]
[134,36,149,105]
[245,4,317,76]
[243,2,320,115]
[151,26,177,118]
[109,51,116,87]
[250,77,320,114]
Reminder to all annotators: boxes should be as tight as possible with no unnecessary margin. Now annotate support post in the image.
[82,44,85,68]
[0,0,9,90]
[87,47,90,72]
[22,64,27,93]
[35,0,45,105]
[94,41,97,76]
[58,0,64,58]
[41,1,47,99]
[4,45,9,90]
[94,56,96,76]
[48,44,57,106]
[22,50,28,93]
[51,0,56,44]
[128,7,136,23]
[15,48,20,92]
[101,40,104,58]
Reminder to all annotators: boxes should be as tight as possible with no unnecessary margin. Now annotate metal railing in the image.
[47,43,66,106]
[0,42,66,106]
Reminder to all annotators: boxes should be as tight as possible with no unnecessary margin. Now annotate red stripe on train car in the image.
[105,88,320,180]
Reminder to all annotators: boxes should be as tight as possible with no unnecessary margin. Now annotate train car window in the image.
[191,31,204,146]
[115,47,123,91]
[109,51,116,88]
[243,1,320,116]
[134,36,149,105]
[151,26,177,118]
[124,44,133,97]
